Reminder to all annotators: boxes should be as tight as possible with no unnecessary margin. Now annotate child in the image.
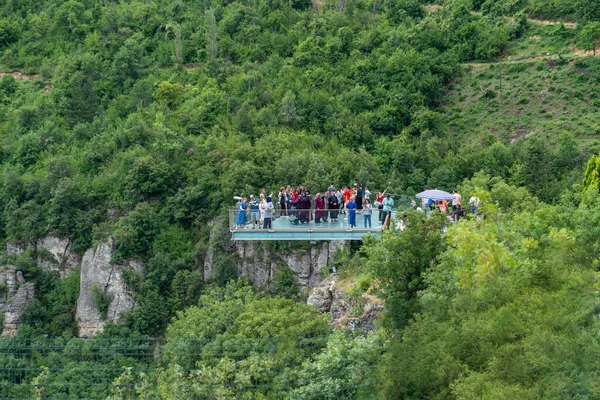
[363,199,372,228]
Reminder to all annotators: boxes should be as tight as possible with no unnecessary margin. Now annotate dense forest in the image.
[2,0,600,397]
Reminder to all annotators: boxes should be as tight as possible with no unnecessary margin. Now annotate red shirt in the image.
[344,189,352,203]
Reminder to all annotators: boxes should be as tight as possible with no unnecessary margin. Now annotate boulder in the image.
[75,238,144,337]
[0,266,35,336]
[307,274,349,322]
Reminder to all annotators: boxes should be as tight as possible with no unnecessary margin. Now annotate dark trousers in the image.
[263,218,272,229]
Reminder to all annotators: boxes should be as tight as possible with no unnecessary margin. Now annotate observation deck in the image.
[229,208,398,241]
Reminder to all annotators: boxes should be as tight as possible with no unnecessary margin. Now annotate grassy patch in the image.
[445,23,600,152]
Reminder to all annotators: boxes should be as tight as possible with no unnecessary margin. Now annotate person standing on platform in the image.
[262,196,274,229]
[315,193,324,223]
[452,190,462,212]
[469,195,480,214]
[279,187,287,217]
[347,196,357,228]
[356,183,363,212]
[381,194,394,226]
[236,197,248,229]
[336,188,344,215]
[363,199,372,228]
[329,191,339,222]
[249,195,260,229]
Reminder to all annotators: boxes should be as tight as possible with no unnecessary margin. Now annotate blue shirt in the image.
[250,200,259,211]
[346,202,357,212]
[382,198,394,211]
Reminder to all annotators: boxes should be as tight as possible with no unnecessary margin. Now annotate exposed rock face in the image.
[233,240,349,288]
[0,266,35,336]
[76,238,144,337]
[6,236,81,278]
[203,219,222,280]
[307,275,383,331]
[307,274,350,322]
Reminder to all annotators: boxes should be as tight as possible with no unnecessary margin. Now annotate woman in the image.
[329,191,339,222]
[376,191,384,223]
[279,187,287,217]
[438,199,448,214]
[259,196,266,229]
[315,193,324,223]
[363,199,372,228]
[335,188,344,215]
[299,191,311,223]
[236,197,248,229]
[356,184,363,212]
[290,189,300,224]
[346,196,357,228]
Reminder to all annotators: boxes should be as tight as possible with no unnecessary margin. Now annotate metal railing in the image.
[229,207,400,231]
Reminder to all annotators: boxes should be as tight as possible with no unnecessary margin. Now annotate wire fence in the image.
[0,330,371,400]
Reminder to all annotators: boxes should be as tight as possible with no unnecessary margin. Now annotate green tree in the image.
[578,22,600,56]
[367,210,448,328]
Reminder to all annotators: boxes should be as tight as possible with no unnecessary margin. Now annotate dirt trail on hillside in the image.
[0,71,41,80]
[425,6,577,29]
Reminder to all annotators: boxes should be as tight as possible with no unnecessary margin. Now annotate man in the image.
[452,190,462,212]
[469,195,480,214]
[381,194,394,226]
[249,194,260,229]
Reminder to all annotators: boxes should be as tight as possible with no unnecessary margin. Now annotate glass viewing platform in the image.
[229,208,398,241]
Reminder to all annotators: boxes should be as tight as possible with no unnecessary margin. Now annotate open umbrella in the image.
[415,189,454,201]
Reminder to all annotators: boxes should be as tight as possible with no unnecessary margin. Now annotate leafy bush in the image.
[271,265,300,298]
[90,284,112,320]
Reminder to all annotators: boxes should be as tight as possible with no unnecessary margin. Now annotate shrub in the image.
[90,284,112,320]
[271,265,300,298]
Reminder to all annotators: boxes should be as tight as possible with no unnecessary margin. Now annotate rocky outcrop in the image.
[233,240,349,288]
[307,274,350,322]
[6,236,81,278]
[307,274,383,331]
[0,266,35,336]
[76,238,144,337]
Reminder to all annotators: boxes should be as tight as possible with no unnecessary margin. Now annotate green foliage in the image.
[578,22,600,55]
[284,330,383,400]
[121,267,144,294]
[367,211,449,328]
[90,283,112,320]
[161,280,330,398]
[113,203,159,261]
[270,265,300,298]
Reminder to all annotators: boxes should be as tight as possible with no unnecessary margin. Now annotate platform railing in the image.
[229,207,399,232]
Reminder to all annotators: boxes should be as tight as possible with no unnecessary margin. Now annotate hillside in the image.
[3,0,600,398]
[445,20,600,151]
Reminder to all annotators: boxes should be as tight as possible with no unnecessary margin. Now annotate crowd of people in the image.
[234,184,483,230]
[234,183,395,230]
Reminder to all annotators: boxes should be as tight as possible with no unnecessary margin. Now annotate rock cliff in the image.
[76,238,144,337]
[229,240,349,288]
[0,266,35,336]
[7,236,81,278]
